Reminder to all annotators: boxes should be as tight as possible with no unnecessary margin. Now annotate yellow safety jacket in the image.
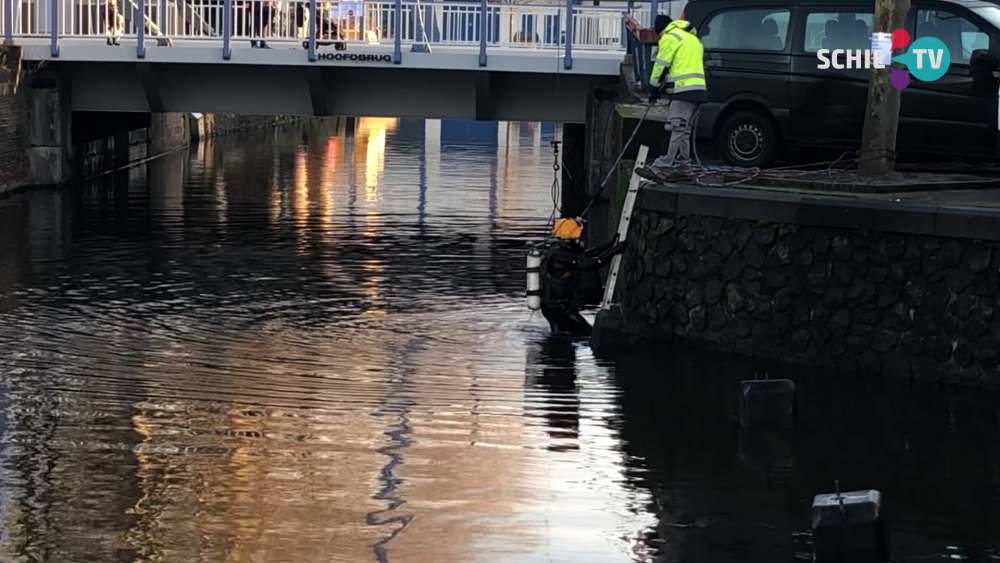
[649,20,707,97]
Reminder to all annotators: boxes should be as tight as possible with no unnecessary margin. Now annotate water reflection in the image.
[615,349,1000,562]
[526,336,581,453]
[0,117,998,563]
[0,118,647,563]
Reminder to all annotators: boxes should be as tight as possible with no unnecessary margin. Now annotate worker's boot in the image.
[635,166,667,183]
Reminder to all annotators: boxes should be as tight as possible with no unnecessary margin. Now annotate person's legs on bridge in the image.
[103,0,123,46]
[250,2,273,48]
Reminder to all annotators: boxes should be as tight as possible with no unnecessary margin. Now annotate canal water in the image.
[0,117,998,563]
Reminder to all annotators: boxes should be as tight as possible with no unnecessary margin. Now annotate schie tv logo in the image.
[816,28,952,89]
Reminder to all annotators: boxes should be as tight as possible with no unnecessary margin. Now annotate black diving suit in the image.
[539,237,626,337]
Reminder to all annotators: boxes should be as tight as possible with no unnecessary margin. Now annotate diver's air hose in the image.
[581,99,707,219]
[579,101,655,217]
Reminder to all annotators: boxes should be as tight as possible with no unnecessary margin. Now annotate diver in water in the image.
[539,218,626,337]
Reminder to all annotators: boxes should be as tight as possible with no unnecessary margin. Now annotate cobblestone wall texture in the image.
[0,46,28,195]
[621,209,1000,390]
[191,114,303,140]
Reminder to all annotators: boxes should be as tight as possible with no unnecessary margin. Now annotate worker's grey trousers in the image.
[649,100,698,175]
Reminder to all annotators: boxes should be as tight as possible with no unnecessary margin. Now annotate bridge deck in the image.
[16,37,624,75]
[1,1,664,120]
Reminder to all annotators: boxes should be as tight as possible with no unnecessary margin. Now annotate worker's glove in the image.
[647,83,661,103]
[611,241,627,255]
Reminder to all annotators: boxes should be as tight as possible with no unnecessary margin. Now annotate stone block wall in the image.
[0,45,28,195]
[189,114,303,141]
[149,113,189,156]
[619,185,1000,390]
[76,128,151,177]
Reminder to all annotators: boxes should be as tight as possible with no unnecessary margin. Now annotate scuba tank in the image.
[526,245,543,311]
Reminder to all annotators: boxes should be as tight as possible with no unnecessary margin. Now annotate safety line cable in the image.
[578,99,862,220]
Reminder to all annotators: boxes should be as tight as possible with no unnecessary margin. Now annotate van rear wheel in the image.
[718,110,777,168]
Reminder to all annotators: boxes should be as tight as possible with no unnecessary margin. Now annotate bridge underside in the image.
[60,63,616,122]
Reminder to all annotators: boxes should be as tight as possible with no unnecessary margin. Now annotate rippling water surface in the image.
[0,117,999,563]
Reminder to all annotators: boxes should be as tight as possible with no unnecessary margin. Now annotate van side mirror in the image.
[970,49,999,71]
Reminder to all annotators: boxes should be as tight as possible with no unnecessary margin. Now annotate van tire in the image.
[717,110,777,168]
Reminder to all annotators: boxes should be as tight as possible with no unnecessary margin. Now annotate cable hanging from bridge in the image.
[548,138,562,229]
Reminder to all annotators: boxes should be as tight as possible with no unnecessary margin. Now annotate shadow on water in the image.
[614,347,1000,562]
[0,117,998,563]
[525,335,582,453]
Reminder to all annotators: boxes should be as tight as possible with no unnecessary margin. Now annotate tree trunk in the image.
[858,0,910,176]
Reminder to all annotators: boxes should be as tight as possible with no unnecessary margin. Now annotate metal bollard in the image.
[738,375,796,431]
[812,483,892,563]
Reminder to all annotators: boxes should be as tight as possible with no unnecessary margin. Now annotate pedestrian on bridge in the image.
[636,14,708,182]
[247,0,274,48]
[103,0,124,46]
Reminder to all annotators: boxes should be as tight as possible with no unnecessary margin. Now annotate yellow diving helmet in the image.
[552,218,583,240]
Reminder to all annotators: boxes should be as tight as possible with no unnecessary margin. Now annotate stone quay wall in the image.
[0,45,29,195]
[618,183,1000,390]
[189,114,304,141]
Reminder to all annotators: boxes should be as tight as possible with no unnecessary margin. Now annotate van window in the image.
[701,8,791,51]
[916,10,989,64]
[803,11,874,53]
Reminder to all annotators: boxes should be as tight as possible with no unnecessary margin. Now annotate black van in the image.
[682,0,1000,167]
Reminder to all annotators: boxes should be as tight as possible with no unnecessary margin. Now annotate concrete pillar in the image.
[560,122,586,219]
[27,83,72,186]
[114,128,131,169]
[148,113,189,157]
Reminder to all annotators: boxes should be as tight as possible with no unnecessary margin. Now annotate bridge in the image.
[1,0,672,121]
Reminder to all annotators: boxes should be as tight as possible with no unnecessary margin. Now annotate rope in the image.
[577,99,864,217]
[579,102,654,217]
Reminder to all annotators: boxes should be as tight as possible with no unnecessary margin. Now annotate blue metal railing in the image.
[137,0,147,58]
[564,0,574,69]
[3,0,11,43]
[393,0,403,63]
[49,0,58,57]
[223,0,233,60]
[625,15,655,87]
[478,0,487,66]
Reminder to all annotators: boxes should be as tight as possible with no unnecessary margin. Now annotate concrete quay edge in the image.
[637,183,1000,242]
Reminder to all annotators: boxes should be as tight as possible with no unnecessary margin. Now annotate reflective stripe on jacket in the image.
[649,20,707,95]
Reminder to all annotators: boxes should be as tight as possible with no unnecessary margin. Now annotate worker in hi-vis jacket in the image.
[636,14,708,182]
